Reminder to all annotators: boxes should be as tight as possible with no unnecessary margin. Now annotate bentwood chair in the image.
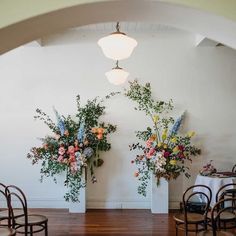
[232,165,236,173]
[6,185,48,236]
[197,198,236,236]
[0,183,16,236]
[173,184,212,236]
[0,183,24,227]
[208,183,236,230]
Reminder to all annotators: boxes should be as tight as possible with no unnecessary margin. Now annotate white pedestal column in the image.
[69,172,86,213]
[151,176,169,213]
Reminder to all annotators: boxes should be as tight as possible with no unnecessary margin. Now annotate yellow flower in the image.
[153,115,159,123]
[169,160,177,165]
[162,133,167,141]
[171,137,177,143]
[173,146,179,153]
[163,144,168,149]
[162,129,168,141]
[157,142,162,148]
[187,131,196,138]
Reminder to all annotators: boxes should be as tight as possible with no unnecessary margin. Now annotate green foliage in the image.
[125,80,201,196]
[27,94,117,202]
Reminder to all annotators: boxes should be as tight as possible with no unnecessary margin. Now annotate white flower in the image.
[154,152,166,172]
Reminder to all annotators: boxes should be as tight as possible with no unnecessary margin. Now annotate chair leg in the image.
[45,222,48,236]
[25,224,28,236]
[184,224,188,236]
[175,222,178,236]
[30,225,33,236]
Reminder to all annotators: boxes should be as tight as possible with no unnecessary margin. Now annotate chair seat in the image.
[225,189,236,194]
[197,229,235,236]
[0,209,24,219]
[174,212,205,223]
[0,227,16,236]
[207,210,236,221]
[15,214,48,226]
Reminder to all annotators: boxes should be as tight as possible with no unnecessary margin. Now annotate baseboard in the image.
[1,199,180,210]
[87,201,150,209]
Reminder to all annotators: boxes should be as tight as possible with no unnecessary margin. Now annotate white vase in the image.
[69,171,86,213]
[151,176,169,213]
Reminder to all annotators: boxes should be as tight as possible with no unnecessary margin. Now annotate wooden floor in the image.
[27,209,236,236]
[33,209,179,236]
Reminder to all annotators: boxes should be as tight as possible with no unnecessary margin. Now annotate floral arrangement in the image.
[199,160,217,176]
[27,94,117,202]
[125,80,201,196]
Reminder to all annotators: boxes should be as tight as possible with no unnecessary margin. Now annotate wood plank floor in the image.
[32,209,178,236]
[27,209,236,236]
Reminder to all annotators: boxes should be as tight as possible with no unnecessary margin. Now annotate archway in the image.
[0,0,236,54]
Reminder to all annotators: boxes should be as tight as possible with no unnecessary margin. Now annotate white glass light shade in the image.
[98,33,137,60]
[105,68,129,85]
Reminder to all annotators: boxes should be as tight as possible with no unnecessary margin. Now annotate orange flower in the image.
[97,133,103,140]
[91,127,97,133]
[97,128,104,134]
[64,130,69,136]
[134,171,139,177]
[84,139,89,146]
[74,140,79,146]
[149,134,157,141]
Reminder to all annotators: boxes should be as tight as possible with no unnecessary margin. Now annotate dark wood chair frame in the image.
[198,198,236,236]
[0,183,10,226]
[174,184,212,236]
[213,183,236,230]
[6,185,48,236]
[232,164,236,173]
[0,183,16,236]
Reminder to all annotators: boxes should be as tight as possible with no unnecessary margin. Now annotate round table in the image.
[194,174,236,206]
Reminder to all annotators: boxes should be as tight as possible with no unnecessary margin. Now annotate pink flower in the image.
[70,162,78,174]
[164,151,170,158]
[178,145,184,152]
[67,146,75,155]
[69,155,76,163]
[178,153,185,159]
[146,140,153,148]
[146,148,156,158]
[57,155,64,162]
[58,147,65,156]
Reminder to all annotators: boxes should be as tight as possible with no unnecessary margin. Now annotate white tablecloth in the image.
[194,174,236,206]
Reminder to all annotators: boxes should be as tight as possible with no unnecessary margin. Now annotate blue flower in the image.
[77,122,85,143]
[83,147,94,159]
[53,107,65,135]
[170,113,185,136]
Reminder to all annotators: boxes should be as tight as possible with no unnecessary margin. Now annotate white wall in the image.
[0,28,236,209]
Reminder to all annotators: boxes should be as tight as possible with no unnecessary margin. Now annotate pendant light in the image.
[98,22,137,61]
[105,61,129,85]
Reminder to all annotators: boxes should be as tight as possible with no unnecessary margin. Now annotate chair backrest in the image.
[5,185,28,227]
[210,197,236,236]
[0,182,7,201]
[215,183,236,202]
[232,164,236,173]
[183,184,212,224]
[0,182,11,226]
